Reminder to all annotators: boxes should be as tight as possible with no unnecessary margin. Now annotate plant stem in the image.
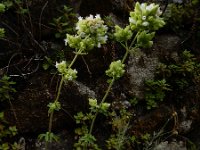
[45,49,82,149]
[129,31,139,50]
[122,32,139,63]
[88,32,140,142]
[122,42,129,64]
[89,78,115,134]
[68,50,81,68]
[8,98,20,131]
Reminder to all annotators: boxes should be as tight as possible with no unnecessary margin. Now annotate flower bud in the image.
[106,60,125,79]
[114,25,133,42]
[55,61,67,74]
[129,2,165,31]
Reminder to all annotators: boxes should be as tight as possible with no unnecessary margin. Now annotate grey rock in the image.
[5,72,96,133]
[127,34,181,99]
[73,81,96,99]
[127,51,159,99]
[154,141,187,150]
[179,120,192,133]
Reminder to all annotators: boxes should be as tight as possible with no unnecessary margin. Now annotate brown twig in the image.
[39,1,48,40]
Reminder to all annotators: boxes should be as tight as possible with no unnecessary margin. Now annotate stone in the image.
[4,72,96,133]
[127,34,181,99]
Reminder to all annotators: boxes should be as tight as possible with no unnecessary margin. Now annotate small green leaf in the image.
[43,63,50,70]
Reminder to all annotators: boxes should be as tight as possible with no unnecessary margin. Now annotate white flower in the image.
[64,38,68,46]
[67,14,108,50]
[78,16,83,21]
[97,42,101,48]
[140,3,146,10]
[102,35,108,42]
[87,14,94,20]
[142,21,149,26]
[156,7,162,16]
[55,61,66,69]
[142,16,146,20]
[68,76,73,80]
[73,69,78,74]
[56,61,67,74]
[95,14,101,19]
[64,69,77,81]
[129,18,136,24]
[146,4,154,11]
[104,35,108,42]
[55,62,59,68]
[75,24,80,30]
[105,25,108,31]
[79,32,86,38]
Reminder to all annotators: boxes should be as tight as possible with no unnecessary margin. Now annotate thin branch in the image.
[39,1,49,40]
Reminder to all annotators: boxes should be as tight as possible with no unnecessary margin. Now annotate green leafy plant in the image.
[38,132,59,143]
[73,97,109,143]
[0,2,6,39]
[74,98,110,149]
[50,5,77,38]
[106,109,132,150]
[0,0,13,13]
[14,0,28,15]
[0,75,18,125]
[144,79,171,109]
[74,133,100,150]
[0,75,16,102]
[39,2,165,149]
[74,2,165,149]
[0,3,6,13]
[0,75,19,149]
[39,14,108,149]
[157,50,200,90]
[163,1,198,32]
[0,28,5,39]
[0,112,19,150]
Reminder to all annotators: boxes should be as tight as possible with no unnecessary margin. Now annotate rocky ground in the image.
[0,0,200,149]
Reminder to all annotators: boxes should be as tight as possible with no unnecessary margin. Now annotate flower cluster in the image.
[114,2,165,48]
[114,25,133,42]
[137,31,155,48]
[47,101,61,115]
[106,60,125,79]
[55,61,77,81]
[89,98,110,114]
[65,14,108,51]
[129,2,165,31]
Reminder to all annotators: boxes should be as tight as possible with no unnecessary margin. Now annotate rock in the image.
[73,81,96,99]
[127,34,181,99]
[4,72,96,133]
[130,105,172,136]
[127,50,159,99]
[154,140,187,150]
[179,120,192,133]
[187,123,200,149]
[153,34,181,61]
